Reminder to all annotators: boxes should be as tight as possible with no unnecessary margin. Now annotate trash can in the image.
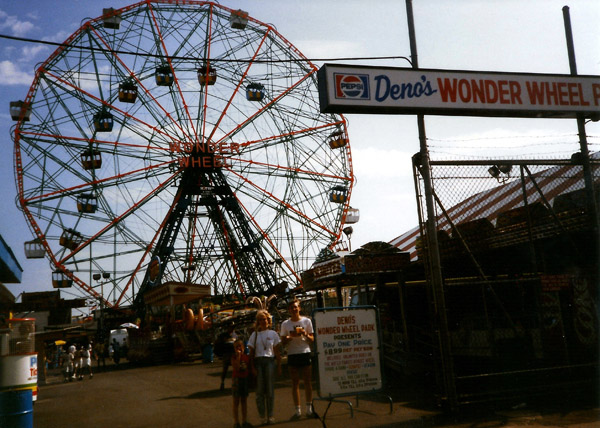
[0,389,33,428]
[0,319,37,402]
[202,344,213,363]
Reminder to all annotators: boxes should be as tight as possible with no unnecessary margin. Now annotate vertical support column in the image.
[563,6,600,326]
[562,6,598,232]
[405,0,458,411]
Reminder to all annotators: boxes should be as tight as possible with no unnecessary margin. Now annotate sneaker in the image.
[289,413,301,421]
[267,417,275,425]
[260,416,267,425]
[306,410,317,419]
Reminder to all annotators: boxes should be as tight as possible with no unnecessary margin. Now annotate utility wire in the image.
[0,33,412,65]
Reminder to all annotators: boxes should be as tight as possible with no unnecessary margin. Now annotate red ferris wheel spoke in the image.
[199,3,215,141]
[229,153,352,184]
[147,1,199,143]
[87,24,197,144]
[233,193,302,285]
[205,29,270,145]
[18,130,174,157]
[213,208,245,296]
[115,181,185,306]
[237,121,345,153]
[62,266,111,308]
[21,152,175,206]
[41,69,185,148]
[57,170,179,266]
[214,70,317,147]
[225,167,337,238]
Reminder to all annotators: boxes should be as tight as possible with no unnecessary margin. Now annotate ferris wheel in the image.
[11,1,354,309]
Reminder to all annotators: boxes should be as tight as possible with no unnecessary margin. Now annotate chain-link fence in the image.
[411,158,600,405]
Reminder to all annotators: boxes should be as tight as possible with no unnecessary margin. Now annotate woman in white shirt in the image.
[248,309,282,425]
[280,299,315,420]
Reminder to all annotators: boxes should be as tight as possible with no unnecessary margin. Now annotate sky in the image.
[0,0,599,309]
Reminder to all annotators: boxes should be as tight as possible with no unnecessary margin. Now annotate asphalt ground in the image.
[33,359,599,428]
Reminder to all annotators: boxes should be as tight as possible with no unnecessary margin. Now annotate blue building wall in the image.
[0,234,23,283]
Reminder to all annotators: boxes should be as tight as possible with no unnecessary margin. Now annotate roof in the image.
[302,249,411,291]
[0,234,23,283]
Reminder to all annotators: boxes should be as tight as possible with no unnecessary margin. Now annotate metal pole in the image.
[563,7,600,372]
[406,0,458,411]
[101,280,104,339]
[519,166,538,272]
[562,6,599,232]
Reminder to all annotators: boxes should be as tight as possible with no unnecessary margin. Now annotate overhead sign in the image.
[313,306,382,397]
[318,64,600,119]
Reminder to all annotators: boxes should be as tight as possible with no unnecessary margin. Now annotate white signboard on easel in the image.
[313,306,382,397]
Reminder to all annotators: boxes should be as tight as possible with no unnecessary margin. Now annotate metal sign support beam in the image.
[563,6,599,232]
[405,0,458,411]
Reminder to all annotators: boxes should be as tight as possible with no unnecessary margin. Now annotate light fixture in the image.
[488,166,500,178]
[343,226,354,252]
[488,164,512,183]
[343,226,353,238]
[571,152,583,164]
[498,164,512,174]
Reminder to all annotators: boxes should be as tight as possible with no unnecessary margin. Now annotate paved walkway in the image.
[33,359,599,428]
[35,359,437,428]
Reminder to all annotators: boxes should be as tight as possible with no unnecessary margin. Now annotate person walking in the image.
[81,343,93,378]
[94,340,106,370]
[248,310,281,425]
[111,338,121,365]
[280,299,315,420]
[65,345,76,382]
[231,338,253,428]
[74,345,83,380]
[219,326,238,390]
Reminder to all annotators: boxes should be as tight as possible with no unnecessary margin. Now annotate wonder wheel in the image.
[11,1,353,309]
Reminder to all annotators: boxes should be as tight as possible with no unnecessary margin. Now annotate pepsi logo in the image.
[334,73,370,99]
[339,76,363,97]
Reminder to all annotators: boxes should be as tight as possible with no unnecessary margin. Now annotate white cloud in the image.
[0,60,34,85]
[294,40,365,62]
[347,147,419,246]
[45,30,72,45]
[21,45,47,62]
[0,10,35,37]
[352,146,413,179]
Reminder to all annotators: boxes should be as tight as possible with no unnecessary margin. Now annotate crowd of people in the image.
[227,298,316,428]
[63,343,94,381]
[46,337,126,382]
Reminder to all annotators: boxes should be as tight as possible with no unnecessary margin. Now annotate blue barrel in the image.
[0,389,33,428]
[202,344,213,363]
